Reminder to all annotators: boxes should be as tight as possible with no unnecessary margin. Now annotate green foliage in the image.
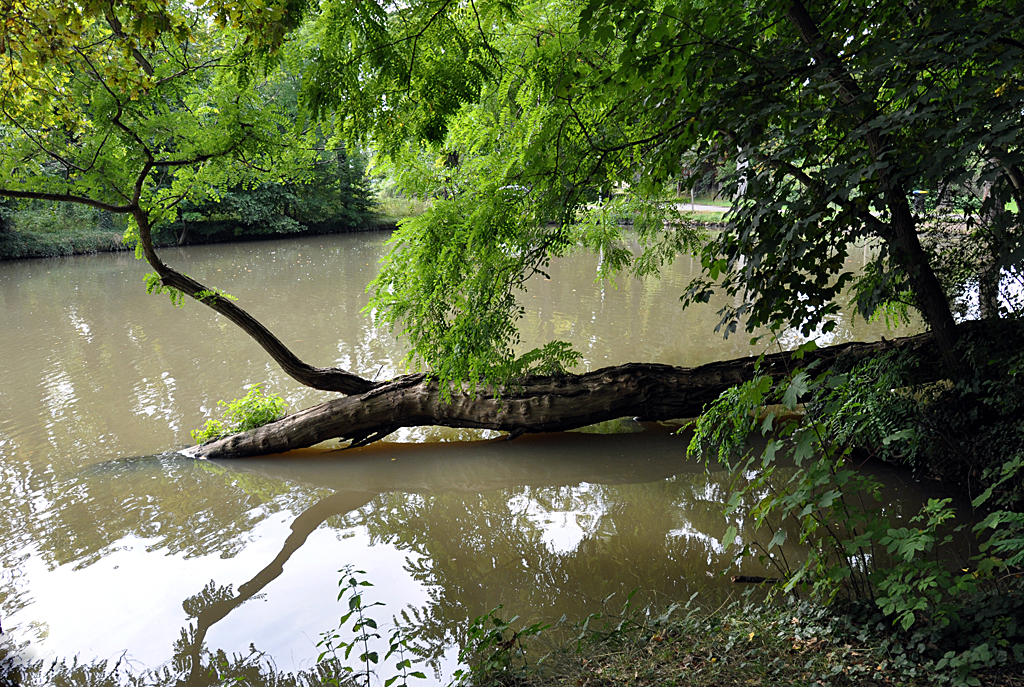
[333,0,1023,379]
[875,499,979,632]
[191,384,288,444]
[376,195,432,223]
[688,347,1003,611]
[450,606,551,685]
[161,147,379,244]
[688,330,1024,682]
[450,588,1023,687]
[820,322,1024,508]
[0,200,129,259]
[368,183,591,390]
[144,272,186,309]
[849,258,916,329]
[0,0,329,253]
[303,0,509,152]
[689,348,892,604]
[195,288,239,304]
[316,566,427,687]
[579,0,1024,341]
[0,227,126,260]
[0,198,12,234]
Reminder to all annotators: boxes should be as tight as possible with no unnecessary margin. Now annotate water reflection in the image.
[2,424,964,685]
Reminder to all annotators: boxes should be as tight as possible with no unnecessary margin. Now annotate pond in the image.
[0,232,954,683]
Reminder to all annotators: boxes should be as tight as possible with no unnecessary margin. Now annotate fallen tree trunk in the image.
[185,330,942,460]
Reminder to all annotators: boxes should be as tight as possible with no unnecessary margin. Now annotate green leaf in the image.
[782,371,810,410]
[722,525,738,550]
[768,528,787,549]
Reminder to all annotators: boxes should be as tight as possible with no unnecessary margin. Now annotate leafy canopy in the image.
[312,0,1023,381]
[4,0,1022,384]
[0,0,323,236]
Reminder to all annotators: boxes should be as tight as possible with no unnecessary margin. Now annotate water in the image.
[0,232,949,681]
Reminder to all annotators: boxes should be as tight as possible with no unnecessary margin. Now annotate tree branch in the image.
[0,188,134,214]
[104,5,155,76]
[131,209,378,395]
[186,329,947,459]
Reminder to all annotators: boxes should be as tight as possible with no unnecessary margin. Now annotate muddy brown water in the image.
[0,232,959,681]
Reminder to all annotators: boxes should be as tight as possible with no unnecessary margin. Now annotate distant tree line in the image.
[156,146,380,246]
[0,148,380,259]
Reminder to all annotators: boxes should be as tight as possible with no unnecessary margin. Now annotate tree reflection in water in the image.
[0,428,948,684]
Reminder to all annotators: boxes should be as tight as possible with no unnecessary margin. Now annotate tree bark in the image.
[979,175,1007,319]
[184,330,943,460]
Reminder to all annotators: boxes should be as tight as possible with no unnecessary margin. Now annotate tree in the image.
[2,0,1020,459]
[161,146,377,245]
[0,0,378,397]
[332,0,1024,379]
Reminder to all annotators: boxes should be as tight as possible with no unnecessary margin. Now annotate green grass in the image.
[464,595,1024,687]
[684,211,729,223]
[688,195,733,208]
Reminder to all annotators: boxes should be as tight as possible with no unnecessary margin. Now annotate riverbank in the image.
[0,217,400,261]
[460,592,1024,687]
[4,589,1022,686]
[0,200,727,262]
[0,225,129,261]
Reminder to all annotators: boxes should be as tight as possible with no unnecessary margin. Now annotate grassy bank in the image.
[0,198,725,262]
[457,591,1024,687]
[4,589,1022,687]
[0,226,129,260]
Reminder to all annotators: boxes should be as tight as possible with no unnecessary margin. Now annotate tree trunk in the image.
[979,175,1006,319]
[786,0,964,376]
[184,331,942,460]
[120,187,952,463]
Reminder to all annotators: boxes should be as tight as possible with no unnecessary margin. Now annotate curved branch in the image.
[132,209,378,395]
[0,188,134,214]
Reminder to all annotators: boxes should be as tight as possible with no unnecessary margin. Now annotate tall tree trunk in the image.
[786,0,964,376]
[979,257,1001,320]
[184,331,942,460]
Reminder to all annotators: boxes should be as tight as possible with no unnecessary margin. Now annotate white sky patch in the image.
[4,518,433,678]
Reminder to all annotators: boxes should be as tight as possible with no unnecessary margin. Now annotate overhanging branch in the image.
[0,188,134,214]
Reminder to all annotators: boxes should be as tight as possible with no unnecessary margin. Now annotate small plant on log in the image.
[191,384,288,445]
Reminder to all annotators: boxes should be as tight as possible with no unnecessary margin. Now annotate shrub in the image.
[687,332,1024,684]
[191,384,288,444]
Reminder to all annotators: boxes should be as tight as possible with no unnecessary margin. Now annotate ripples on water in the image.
[0,233,944,682]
